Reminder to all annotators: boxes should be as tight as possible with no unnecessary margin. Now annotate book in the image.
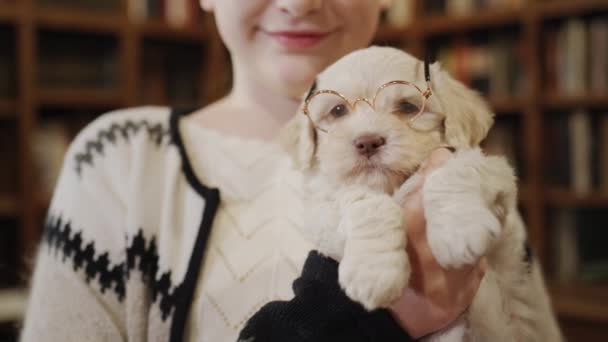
[589,17,608,94]
[434,35,525,100]
[482,120,520,176]
[568,110,593,195]
[564,19,587,96]
[552,208,608,285]
[552,209,578,285]
[546,115,570,187]
[38,33,118,89]
[128,0,202,27]
[0,50,15,99]
[32,120,70,196]
[166,0,189,28]
[600,115,608,195]
[386,0,413,28]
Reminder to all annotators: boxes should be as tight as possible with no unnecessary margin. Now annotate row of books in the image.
[425,0,524,16]
[141,44,204,107]
[483,118,523,179]
[128,0,203,28]
[37,0,121,13]
[544,17,608,97]
[38,33,118,89]
[0,122,18,195]
[552,208,608,285]
[546,111,608,195]
[435,36,527,100]
[0,219,18,289]
[0,53,15,99]
[381,0,413,28]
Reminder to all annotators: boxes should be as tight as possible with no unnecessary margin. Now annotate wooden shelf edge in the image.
[374,25,411,43]
[0,99,17,119]
[0,193,18,217]
[545,188,608,207]
[539,0,608,20]
[136,19,208,42]
[420,9,523,35]
[489,97,527,114]
[0,288,28,323]
[0,5,18,24]
[37,88,125,108]
[36,9,123,35]
[542,94,608,110]
[550,284,608,323]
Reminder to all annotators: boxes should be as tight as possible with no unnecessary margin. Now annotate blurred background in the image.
[0,0,607,340]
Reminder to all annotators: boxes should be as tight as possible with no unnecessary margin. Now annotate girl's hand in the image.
[389,148,487,339]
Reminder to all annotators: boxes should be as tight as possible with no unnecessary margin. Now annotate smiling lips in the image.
[264,30,333,49]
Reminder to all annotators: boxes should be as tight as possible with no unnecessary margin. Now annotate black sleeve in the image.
[237,251,413,342]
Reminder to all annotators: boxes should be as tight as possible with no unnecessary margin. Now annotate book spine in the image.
[569,110,592,195]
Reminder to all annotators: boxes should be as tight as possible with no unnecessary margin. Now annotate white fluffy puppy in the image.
[281,46,562,342]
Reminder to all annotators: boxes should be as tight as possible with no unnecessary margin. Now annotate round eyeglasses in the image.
[302,80,434,133]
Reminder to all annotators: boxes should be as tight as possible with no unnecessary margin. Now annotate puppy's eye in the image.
[395,101,419,115]
[330,104,349,118]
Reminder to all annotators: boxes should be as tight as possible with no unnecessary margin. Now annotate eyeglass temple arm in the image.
[423,50,433,98]
[424,49,431,82]
[305,79,317,102]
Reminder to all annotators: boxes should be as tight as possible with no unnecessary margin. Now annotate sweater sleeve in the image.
[20,110,139,341]
[237,251,413,342]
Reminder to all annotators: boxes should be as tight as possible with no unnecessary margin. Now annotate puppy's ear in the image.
[279,112,316,170]
[431,63,494,148]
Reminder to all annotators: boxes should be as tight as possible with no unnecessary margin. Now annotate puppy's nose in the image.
[354,134,386,157]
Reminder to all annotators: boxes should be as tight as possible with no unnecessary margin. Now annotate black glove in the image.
[237,251,413,342]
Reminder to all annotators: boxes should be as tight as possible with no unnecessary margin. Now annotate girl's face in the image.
[202,0,387,98]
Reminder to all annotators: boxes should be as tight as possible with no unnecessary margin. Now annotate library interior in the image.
[1,0,608,340]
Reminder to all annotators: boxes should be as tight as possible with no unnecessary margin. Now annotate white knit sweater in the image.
[21,107,313,342]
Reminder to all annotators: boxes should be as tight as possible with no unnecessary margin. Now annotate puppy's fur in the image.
[281,46,562,341]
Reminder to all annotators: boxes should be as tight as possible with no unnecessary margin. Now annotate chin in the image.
[343,162,410,194]
[268,55,332,93]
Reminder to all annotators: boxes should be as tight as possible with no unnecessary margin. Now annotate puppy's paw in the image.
[337,195,409,310]
[426,199,500,268]
[339,247,410,311]
[421,157,502,268]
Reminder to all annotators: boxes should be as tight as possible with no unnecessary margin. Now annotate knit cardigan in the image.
[22,107,223,342]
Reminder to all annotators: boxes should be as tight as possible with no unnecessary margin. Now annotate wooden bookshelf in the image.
[0,288,27,323]
[489,97,528,114]
[2,0,608,339]
[0,5,17,24]
[0,194,18,217]
[375,25,414,43]
[37,88,125,108]
[540,0,608,20]
[545,188,608,208]
[35,9,123,35]
[550,285,608,323]
[136,19,208,42]
[542,94,608,110]
[422,10,523,35]
[0,99,17,118]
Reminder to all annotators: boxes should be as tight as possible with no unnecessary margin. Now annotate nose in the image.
[276,0,322,17]
[353,134,386,157]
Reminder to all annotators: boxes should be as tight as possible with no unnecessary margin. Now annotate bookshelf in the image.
[0,0,607,340]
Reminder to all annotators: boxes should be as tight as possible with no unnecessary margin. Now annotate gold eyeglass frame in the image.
[302,54,435,134]
[302,80,433,133]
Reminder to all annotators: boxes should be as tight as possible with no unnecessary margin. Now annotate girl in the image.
[22,1,484,341]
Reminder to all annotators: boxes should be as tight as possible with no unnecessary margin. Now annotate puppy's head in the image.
[282,46,494,193]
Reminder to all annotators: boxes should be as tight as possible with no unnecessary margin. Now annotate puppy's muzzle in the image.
[353,134,386,158]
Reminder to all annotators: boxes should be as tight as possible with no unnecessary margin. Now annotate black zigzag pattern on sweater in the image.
[74,119,171,176]
[44,215,181,321]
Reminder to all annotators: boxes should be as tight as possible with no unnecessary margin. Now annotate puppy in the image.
[281,46,562,341]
